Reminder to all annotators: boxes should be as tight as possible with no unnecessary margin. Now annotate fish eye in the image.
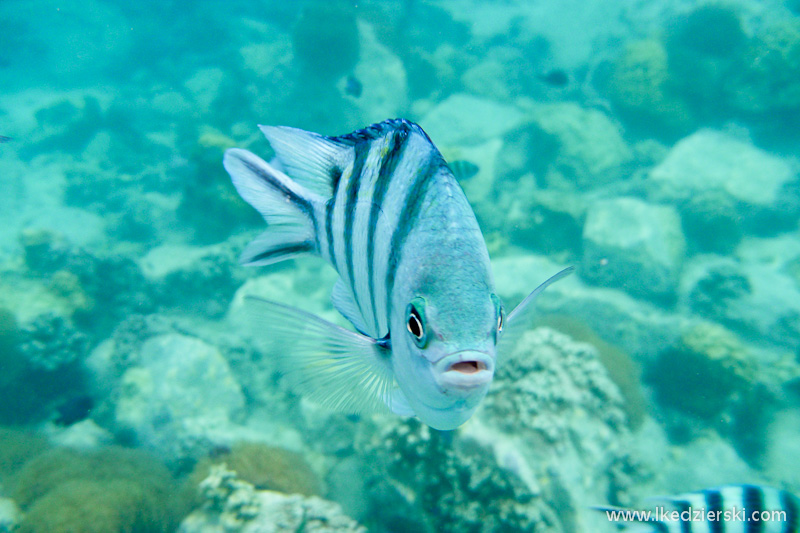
[406,300,427,347]
[407,306,423,338]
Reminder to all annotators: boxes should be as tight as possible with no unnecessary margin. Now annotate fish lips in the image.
[434,350,495,391]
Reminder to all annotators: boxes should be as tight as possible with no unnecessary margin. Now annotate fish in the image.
[594,484,799,532]
[537,69,569,87]
[53,394,94,426]
[344,74,363,98]
[223,118,572,430]
[0,136,11,143]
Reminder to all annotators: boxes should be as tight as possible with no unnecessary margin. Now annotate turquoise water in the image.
[2,0,800,531]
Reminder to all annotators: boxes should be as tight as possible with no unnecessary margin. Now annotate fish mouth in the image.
[435,351,494,389]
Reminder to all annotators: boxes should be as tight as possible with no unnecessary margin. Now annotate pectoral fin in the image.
[245,296,393,414]
[498,266,575,356]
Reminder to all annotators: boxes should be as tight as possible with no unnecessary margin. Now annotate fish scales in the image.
[224,118,572,429]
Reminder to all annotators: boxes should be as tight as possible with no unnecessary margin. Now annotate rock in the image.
[0,498,20,533]
[647,321,753,421]
[503,188,585,255]
[420,93,524,147]
[139,241,245,318]
[180,464,364,533]
[492,254,683,366]
[582,197,686,301]
[341,21,408,121]
[528,102,634,188]
[115,333,246,461]
[648,130,800,244]
[681,247,800,351]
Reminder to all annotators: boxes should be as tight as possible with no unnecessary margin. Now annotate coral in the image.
[667,4,746,58]
[540,315,647,429]
[192,442,320,498]
[17,312,89,372]
[0,308,25,390]
[196,464,261,530]
[47,270,94,315]
[178,126,260,244]
[18,229,154,336]
[664,4,746,116]
[292,2,360,80]
[606,39,695,137]
[728,17,800,114]
[12,446,186,532]
[360,419,548,533]
[0,427,49,482]
[181,466,363,533]
[688,260,751,320]
[647,321,752,420]
[18,479,175,533]
[353,328,633,532]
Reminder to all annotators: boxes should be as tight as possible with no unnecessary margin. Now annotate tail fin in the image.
[224,148,321,266]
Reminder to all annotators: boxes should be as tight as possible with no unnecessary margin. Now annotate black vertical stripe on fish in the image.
[743,485,764,533]
[325,199,336,265]
[325,164,345,266]
[330,165,343,192]
[384,154,444,322]
[783,490,798,533]
[367,126,409,333]
[705,489,724,533]
[240,159,314,221]
[673,500,691,533]
[343,142,369,316]
[248,241,316,264]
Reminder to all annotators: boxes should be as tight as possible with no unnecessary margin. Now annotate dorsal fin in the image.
[259,125,350,198]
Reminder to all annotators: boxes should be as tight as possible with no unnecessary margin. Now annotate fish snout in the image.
[435,351,495,390]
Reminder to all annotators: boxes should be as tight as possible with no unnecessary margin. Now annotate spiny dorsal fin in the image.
[259,125,350,198]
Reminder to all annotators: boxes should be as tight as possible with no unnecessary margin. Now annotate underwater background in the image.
[2,0,800,531]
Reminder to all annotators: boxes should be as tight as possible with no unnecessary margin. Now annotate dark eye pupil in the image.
[407,309,423,338]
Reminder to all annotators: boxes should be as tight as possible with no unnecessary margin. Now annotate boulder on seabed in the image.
[115,333,246,462]
[582,197,686,302]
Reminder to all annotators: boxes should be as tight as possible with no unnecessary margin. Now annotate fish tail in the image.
[224,148,322,266]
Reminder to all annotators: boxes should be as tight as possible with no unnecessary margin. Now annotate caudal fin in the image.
[224,148,321,266]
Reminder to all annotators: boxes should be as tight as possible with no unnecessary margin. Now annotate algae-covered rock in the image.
[681,250,800,351]
[728,17,800,114]
[115,334,246,461]
[582,197,686,301]
[606,39,695,137]
[191,441,321,498]
[527,102,634,189]
[649,130,799,238]
[420,93,524,147]
[647,321,752,420]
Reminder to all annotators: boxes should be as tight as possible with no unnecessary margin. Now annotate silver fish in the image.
[223,118,572,430]
[595,484,799,532]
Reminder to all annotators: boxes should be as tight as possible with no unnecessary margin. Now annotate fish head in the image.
[392,286,505,430]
